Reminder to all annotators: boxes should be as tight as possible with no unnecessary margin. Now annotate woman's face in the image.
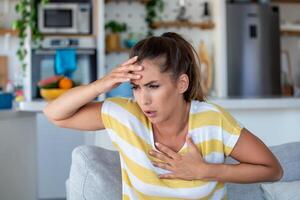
[131,59,184,124]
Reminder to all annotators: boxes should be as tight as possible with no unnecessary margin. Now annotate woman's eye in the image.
[149,85,159,89]
[131,86,138,90]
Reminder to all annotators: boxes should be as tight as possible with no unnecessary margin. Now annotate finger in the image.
[158,173,176,179]
[121,56,138,66]
[149,150,173,163]
[155,143,180,160]
[117,64,143,74]
[152,161,172,171]
[115,72,142,80]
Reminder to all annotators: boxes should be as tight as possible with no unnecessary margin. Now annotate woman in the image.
[44,32,283,200]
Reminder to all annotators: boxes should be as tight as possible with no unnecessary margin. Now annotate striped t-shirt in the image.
[101,97,243,200]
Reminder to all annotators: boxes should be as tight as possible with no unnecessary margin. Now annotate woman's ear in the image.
[177,74,189,94]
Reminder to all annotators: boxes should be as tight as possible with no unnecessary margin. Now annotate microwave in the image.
[38,3,91,34]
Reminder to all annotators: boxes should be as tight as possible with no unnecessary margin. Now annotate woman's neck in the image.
[153,99,191,138]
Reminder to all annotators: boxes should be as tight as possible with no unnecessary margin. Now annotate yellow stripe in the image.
[190,111,241,135]
[106,97,149,128]
[180,139,228,157]
[122,170,224,200]
[114,142,211,189]
[103,113,152,151]
[208,102,243,135]
[135,184,225,200]
[123,195,130,200]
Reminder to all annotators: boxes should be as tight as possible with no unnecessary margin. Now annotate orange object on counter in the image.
[59,77,73,89]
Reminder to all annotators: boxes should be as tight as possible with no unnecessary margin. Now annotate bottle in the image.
[202,2,211,23]
[5,80,14,93]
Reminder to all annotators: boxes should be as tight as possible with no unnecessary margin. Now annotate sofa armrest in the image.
[68,145,122,200]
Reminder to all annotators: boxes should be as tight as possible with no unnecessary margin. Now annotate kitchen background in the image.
[1,0,300,200]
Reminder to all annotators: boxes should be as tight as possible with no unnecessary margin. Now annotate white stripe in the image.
[211,187,226,200]
[225,134,240,149]
[123,183,139,200]
[190,126,239,148]
[190,100,220,114]
[123,160,218,199]
[204,152,225,164]
[102,100,152,145]
[108,128,171,175]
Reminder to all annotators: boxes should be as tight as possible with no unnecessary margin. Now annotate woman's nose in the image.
[141,92,151,105]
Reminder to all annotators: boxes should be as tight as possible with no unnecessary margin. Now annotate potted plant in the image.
[12,0,48,76]
[105,20,127,52]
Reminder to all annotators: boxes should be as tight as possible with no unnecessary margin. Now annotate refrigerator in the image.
[226,3,281,98]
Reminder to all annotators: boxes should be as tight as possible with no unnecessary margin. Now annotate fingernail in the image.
[155,142,160,147]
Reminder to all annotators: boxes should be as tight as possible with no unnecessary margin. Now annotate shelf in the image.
[105,47,131,54]
[272,0,300,3]
[281,30,300,36]
[151,21,215,30]
[41,34,97,38]
[105,0,149,4]
[0,28,18,36]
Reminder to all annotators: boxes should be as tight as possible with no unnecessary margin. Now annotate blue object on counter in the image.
[106,82,132,98]
[0,92,13,109]
[55,49,77,78]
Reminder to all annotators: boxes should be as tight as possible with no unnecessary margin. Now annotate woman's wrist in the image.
[90,79,106,96]
[195,163,226,181]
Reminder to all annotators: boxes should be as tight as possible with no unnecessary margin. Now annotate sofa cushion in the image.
[226,142,300,200]
[260,180,300,200]
[68,145,121,200]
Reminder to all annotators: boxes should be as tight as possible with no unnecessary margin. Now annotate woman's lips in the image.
[144,111,157,118]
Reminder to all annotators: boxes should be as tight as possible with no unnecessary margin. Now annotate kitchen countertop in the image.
[18,97,300,112]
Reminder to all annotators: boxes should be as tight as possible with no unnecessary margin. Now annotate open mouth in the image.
[144,111,157,118]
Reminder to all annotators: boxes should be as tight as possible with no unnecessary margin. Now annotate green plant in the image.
[105,20,127,33]
[145,0,164,36]
[12,0,48,76]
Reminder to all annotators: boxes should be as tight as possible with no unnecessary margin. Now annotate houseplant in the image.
[105,20,127,52]
[12,0,48,76]
[145,0,164,36]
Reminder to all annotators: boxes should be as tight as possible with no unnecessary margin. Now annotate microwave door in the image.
[39,4,78,33]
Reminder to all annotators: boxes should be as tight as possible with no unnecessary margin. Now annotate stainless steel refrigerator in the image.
[226,3,281,98]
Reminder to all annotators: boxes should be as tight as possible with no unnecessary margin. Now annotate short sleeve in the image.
[100,97,124,128]
[214,104,244,157]
[100,98,113,129]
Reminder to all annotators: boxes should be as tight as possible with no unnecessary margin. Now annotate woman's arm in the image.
[43,56,143,131]
[202,128,283,183]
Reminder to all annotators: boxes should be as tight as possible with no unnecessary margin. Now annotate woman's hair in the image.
[130,32,204,102]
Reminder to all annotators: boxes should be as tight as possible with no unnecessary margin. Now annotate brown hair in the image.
[130,32,204,102]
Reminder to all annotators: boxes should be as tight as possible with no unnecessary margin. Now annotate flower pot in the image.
[106,33,120,52]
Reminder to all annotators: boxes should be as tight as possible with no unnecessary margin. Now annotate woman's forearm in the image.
[202,162,283,184]
[43,80,104,121]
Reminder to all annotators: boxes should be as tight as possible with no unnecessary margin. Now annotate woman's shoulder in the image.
[190,100,222,115]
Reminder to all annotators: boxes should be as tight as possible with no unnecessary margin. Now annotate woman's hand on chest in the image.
[149,135,210,181]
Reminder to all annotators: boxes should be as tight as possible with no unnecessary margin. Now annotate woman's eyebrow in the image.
[130,80,159,87]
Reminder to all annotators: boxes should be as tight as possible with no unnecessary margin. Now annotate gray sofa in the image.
[67,142,300,200]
